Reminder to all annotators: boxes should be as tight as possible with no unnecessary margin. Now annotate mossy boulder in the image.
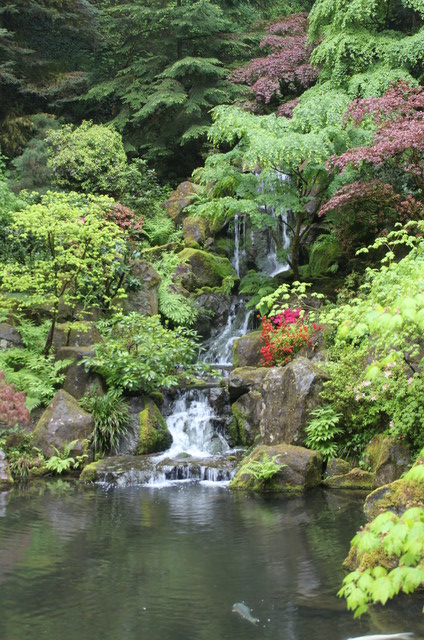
[323,468,374,490]
[163,181,197,225]
[361,434,411,488]
[325,457,351,478]
[175,248,236,291]
[79,460,101,483]
[227,366,267,401]
[260,358,329,446]
[182,216,211,247]
[0,322,23,349]
[0,451,13,485]
[32,389,94,457]
[232,332,262,368]
[230,444,323,493]
[136,398,173,455]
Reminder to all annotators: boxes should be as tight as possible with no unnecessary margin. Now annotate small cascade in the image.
[201,299,253,366]
[232,213,241,276]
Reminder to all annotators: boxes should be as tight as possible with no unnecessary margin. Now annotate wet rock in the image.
[232,332,262,368]
[227,366,267,401]
[32,389,94,457]
[323,468,374,490]
[361,434,411,488]
[260,358,329,446]
[0,322,23,350]
[0,451,13,485]
[122,259,161,316]
[136,398,173,455]
[53,321,102,353]
[55,346,105,400]
[163,181,197,225]
[230,444,323,493]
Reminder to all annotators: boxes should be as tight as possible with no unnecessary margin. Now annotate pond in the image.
[0,482,423,640]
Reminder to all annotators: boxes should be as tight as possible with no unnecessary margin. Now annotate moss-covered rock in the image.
[182,216,211,248]
[0,451,13,485]
[230,391,262,446]
[32,389,94,457]
[79,460,101,483]
[136,398,173,455]
[260,358,329,446]
[0,322,23,349]
[232,332,262,368]
[361,434,411,488]
[163,181,198,225]
[230,444,323,493]
[323,468,374,490]
[53,321,102,353]
[176,248,236,290]
[325,457,351,478]
[364,477,424,521]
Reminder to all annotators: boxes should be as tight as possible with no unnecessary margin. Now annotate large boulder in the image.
[136,398,173,455]
[55,346,105,400]
[227,366,267,401]
[175,248,236,291]
[232,332,262,368]
[0,322,23,350]
[32,389,94,457]
[230,444,323,493]
[163,181,197,225]
[260,358,329,445]
[0,451,13,485]
[323,468,374,490]
[122,259,161,316]
[362,434,411,488]
[182,216,211,248]
[53,321,102,353]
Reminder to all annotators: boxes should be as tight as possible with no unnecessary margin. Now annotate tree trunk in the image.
[43,312,57,356]
[290,215,302,280]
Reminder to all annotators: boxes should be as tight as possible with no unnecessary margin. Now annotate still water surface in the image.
[0,482,423,640]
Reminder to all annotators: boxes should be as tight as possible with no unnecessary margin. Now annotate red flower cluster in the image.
[0,371,30,427]
[105,203,143,239]
[259,309,322,367]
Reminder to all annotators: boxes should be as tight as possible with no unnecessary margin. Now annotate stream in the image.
[1,483,423,640]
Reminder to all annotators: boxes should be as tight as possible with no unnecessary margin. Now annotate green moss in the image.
[177,248,236,288]
[137,399,172,455]
[79,460,101,483]
[149,391,164,408]
[324,468,374,490]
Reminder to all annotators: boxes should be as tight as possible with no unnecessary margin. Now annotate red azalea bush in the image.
[259,308,322,366]
[105,203,143,239]
[0,371,30,427]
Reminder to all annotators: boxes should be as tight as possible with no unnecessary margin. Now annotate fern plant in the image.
[240,454,284,485]
[153,252,198,326]
[304,406,343,460]
[239,270,276,311]
[80,388,132,455]
[45,439,87,475]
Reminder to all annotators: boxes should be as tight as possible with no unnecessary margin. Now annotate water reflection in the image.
[0,483,423,640]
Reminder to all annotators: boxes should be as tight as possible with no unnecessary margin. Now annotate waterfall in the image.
[201,299,253,366]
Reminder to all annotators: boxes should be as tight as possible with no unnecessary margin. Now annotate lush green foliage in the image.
[45,439,87,475]
[318,221,424,453]
[339,500,424,617]
[153,252,199,326]
[80,389,132,455]
[82,312,202,393]
[239,453,283,485]
[0,191,126,354]
[0,319,72,411]
[0,426,43,480]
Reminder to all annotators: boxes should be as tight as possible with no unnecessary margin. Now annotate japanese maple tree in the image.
[231,13,318,114]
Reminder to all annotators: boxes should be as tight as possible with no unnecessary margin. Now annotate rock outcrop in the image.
[136,398,173,455]
[230,444,323,493]
[32,390,94,457]
[0,451,13,485]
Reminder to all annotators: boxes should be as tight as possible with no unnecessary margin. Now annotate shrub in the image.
[259,308,322,366]
[80,389,132,455]
[0,370,30,426]
[304,406,343,460]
